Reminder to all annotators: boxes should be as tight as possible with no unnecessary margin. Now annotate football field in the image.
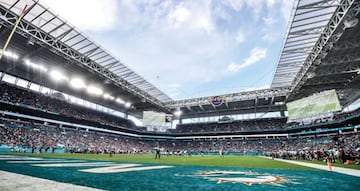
[0,153,359,191]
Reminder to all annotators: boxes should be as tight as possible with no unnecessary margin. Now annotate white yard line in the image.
[80,165,174,173]
[0,170,104,191]
[31,162,116,167]
[260,156,360,177]
[7,160,87,163]
[0,157,44,160]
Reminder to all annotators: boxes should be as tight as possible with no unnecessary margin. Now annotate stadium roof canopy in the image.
[272,0,342,88]
[0,0,359,119]
[282,0,360,106]
[0,0,172,115]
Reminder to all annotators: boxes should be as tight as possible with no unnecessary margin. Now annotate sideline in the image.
[260,156,360,177]
[0,170,104,191]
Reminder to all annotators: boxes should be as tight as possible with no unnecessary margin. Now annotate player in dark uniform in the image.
[155,148,161,159]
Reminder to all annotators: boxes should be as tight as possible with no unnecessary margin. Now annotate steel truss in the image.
[291,0,359,92]
[334,39,360,50]
[0,1,170,110]
[272,0,359,88]
[165,87,291,108]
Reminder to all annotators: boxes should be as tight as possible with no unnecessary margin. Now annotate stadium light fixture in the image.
[274,101,284,105]
[87,85,103,96]
[116,98,125,104]
[174,110,182,116]
[38,65,47,72]
[103,93,112,99]
[125,102,132,108]
[24,59,47,72]
[70,78,86,89]
[2,50,19,60]
[50,70,68,82]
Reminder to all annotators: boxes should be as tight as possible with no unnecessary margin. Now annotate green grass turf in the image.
[299,160,360,170]
[2,152,315,170]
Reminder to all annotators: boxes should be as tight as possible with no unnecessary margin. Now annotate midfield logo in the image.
[177,170,289,186]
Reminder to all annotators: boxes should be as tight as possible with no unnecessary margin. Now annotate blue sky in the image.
[40,0,294,100]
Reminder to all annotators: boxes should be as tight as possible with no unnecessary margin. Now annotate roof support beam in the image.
[54,27,74,41]
[30,8,47,23]
[291,0,357,91]
[198,104,204,111]
[0,3,172,108]
[186,105,192,112]
[165,87,290,108]
[39,15,56,29]
[69,37,87,47]
[98,57,114,65]
[298,0,342,9]
[334,39,360,50]
[103,61,118,69]
[76,42,92,52]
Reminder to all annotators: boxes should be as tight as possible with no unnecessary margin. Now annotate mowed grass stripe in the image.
[2,153,314,170]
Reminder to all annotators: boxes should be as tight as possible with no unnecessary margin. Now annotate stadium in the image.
[0,0,360,190]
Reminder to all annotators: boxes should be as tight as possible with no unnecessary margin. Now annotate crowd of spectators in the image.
[1,116,359,165]
[171,107,360,134]
[264,133,360,165]
[1,82,360,135]
[0,118,152,154]
[171,118,288,134]
[333,108,360,120]
[0,83,136,131]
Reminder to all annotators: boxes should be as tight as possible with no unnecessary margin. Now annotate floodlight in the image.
[50,70,68,82]
[24,59,31,65]
[103,93,112,99]
[174,110,182,116]
[125,102,132,108]
[38,65,48,72]
[3,50,19,60]
[24,59,47,72]
[116,98,125,104]
[87,85,103,95]
[70,78,86,89]
[109,96,115,100]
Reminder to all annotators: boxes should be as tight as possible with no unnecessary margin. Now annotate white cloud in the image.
[227,47,267,73]
[40,0,117,32]
[266,0,276,8]
[167,83,182,98]
[263,17,277,26]
[164,1,214,34]
[243,0,264,20]
[235,31,246,44]
[167,3,191,28]
[262,33,276,42]
[221,0,244,12]
[168,83,181,89]
[213,5,231,22]
[221,0,293,22]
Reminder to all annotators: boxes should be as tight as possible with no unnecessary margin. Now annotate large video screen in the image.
[287,89,341,120]
[142,111,166,127]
